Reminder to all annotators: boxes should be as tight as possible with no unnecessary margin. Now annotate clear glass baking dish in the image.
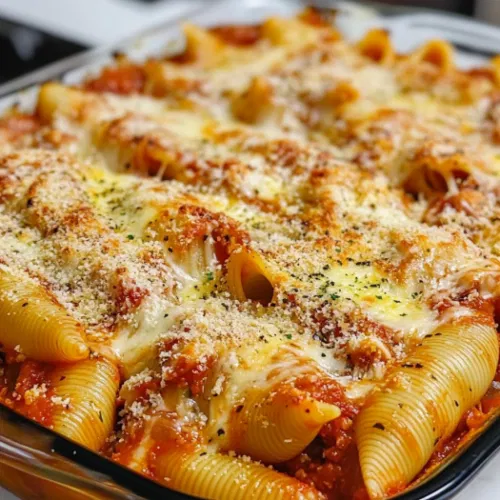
[1,401,499,499]
[1,1,500,498]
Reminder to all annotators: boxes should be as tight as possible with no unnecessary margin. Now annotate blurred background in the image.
[0,0,496,87]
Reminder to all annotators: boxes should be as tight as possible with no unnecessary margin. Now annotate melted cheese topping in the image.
[2,13,500,497]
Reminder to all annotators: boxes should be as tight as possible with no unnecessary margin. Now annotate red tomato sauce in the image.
[84,65,146,95]
[147,416,204,480]
[0,114,41,144]
[210,25,262,46]
[160,338,215,396]
[0,360,54,426]
[109,419,149,470]
[280,375,367,499]
[0,114,40,134]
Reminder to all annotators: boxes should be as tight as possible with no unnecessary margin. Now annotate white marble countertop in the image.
[0,0,205,45]
[455,452,500,499]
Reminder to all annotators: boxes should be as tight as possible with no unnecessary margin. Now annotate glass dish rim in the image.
[1,2,500,499]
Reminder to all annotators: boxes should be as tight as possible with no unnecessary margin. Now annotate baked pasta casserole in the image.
[2,9,500,499]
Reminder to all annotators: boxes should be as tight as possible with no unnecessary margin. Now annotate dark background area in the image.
[381,0,474,15]
[0,17,87,85]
